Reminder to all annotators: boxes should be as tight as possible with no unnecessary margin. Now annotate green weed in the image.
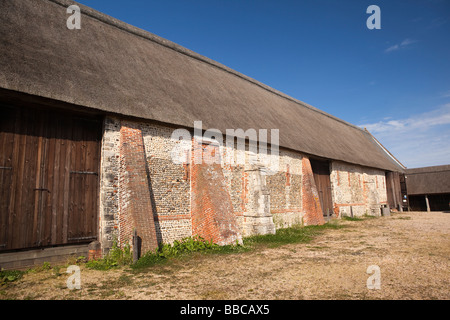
[132,235,226,270]
[0,269,25,285]
[86,241,133,271]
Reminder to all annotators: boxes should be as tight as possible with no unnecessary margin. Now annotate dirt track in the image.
[2,211,449,300]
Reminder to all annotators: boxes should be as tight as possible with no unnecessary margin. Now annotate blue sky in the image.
[78,0,450,168]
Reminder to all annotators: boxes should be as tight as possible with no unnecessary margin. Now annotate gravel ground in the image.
[1,211,449,300]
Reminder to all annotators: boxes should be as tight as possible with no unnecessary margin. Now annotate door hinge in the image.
[70,171,98,176]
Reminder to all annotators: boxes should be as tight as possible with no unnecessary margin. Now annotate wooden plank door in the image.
[0,106,42,250]
[386,171,402,211]
[0,104,101,251]
[67,117,101,243]
[310,159,333,217]
[0,106,19,251]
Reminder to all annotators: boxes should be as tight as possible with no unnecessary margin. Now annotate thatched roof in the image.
[406,165,450,195]
[0,0,404,172]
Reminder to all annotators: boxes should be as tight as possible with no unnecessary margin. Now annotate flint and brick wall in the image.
[330,161,388,217]
[98,116,390,254]
[266,151,303,228]
[140,122,192,244]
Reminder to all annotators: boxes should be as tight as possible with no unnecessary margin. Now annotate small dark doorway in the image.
[310,159,333,217]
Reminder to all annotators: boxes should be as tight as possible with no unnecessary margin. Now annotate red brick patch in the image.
[190,141,242,245]
[118,122,158,253]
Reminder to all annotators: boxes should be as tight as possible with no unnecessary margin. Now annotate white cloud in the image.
[400,38,417,46]
[360,104,450,168]
[362,104,450,133]
[384,44,400,53]
[384,38,417,53]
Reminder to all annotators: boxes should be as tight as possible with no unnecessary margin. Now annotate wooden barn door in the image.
[386,171,402,211]
[310,159,333,217]
[0,104,101,251]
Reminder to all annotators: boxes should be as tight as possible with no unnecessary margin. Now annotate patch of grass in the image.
[0,269,25,286]
[41,262,52,271]
[363,214,378,219]
[158,235,218,258]
[26,261,53,274]
[342,214,378,221]
[243,222,344,248]
[131,252,166,270]
[342,216,364,221]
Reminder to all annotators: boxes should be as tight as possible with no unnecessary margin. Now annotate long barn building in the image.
[405,165,450,212]
[0,0,405,267]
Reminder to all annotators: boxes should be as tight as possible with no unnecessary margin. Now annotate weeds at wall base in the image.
[130,221,346,270]
[85,241,133,270]
[82,221,348,271]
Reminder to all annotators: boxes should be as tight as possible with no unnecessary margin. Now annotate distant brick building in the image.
[0,0,405,266]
